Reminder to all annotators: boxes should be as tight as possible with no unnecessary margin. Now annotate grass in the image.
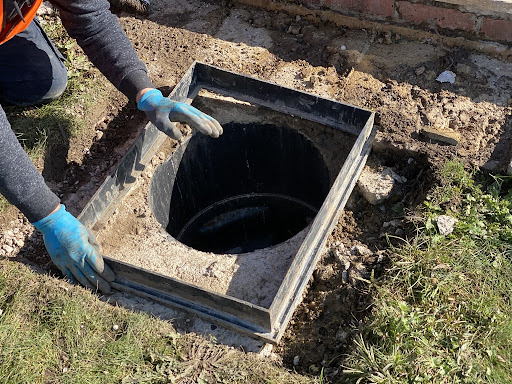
[342,160,512,384]
[0,259,178,383]
[0,258,314,384]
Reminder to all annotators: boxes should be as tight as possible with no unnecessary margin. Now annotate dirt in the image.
[1,0,511,380]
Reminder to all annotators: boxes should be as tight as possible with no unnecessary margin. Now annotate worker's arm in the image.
[50,0,152,101]
[0,106,115,293]
[0,106,59,223]
[50,0,222,139]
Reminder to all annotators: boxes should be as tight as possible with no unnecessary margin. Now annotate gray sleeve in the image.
[50,0,154,100]
[0,106,60,223]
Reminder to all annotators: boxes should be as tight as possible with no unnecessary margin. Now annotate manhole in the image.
[150,123,330,254]
[78,62,376,343]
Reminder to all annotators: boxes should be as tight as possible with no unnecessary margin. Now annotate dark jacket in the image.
[0,0,153,222]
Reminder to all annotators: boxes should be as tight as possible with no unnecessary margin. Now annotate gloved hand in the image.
[137,88,223,140]
[33,205,115,293]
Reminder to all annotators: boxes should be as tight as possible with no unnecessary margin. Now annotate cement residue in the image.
[97,94,355,308]
[98,161,307,308]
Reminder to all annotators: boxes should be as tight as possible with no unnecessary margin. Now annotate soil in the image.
[1,0,511,380]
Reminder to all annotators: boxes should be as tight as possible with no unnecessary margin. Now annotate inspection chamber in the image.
[78,62,376,342]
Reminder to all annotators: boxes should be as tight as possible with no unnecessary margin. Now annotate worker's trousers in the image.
[0,18,68,106]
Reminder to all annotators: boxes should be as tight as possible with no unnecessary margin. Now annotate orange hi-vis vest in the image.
[0,0,42,44]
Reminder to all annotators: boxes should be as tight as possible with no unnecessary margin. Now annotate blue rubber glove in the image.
[33,205,115,293]
[137,89,223,140]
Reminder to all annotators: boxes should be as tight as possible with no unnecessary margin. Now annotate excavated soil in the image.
[1,0,511,379]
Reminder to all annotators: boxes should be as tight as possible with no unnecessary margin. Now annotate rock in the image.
[436,70,456,84]
[351,244,371,256]
[435,215,458,235]
[287,24,301,35]
[341,270,349,284]
[357,166,402,205]
[14,238,24,248]
[385,31,392,45]
[336,328,349,343]
[95,130,104,141]
[2,244,14,254]
[293,356,300,366]
[376,251,386,263]
[383,219,401,228]
[308,75,319,87]
[415,66,426,76]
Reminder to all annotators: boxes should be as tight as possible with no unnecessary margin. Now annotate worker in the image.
[0,0,223,293]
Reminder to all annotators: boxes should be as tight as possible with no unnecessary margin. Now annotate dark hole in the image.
[149,123,331,254]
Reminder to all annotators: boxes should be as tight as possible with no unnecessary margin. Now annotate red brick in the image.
[397,1,477,32]
[324,0,394,18]
[481,18,512,42]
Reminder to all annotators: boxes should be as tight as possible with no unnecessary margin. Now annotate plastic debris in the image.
[436,70,456,84]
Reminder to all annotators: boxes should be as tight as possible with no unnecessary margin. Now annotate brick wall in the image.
[286,0,512,43]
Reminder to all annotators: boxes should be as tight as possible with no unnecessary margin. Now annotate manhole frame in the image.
[78,62,376,343]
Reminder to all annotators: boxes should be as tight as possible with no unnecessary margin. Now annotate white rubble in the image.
[357,166,403,205]
[435,215,458,235]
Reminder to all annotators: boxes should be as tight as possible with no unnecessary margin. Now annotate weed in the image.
[342,160,512,384]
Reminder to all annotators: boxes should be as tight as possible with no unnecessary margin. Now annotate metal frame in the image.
[78,62,376,343]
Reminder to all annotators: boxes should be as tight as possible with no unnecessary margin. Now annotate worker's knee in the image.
[41,65,68,103]
[0,62,68,106]
[0,18,68,106]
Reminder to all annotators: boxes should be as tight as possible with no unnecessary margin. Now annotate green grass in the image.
[342,160,512,384]
[0,259,314,384]
[0,260,179,384]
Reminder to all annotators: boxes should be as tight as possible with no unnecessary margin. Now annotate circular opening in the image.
[150,123,331,254]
